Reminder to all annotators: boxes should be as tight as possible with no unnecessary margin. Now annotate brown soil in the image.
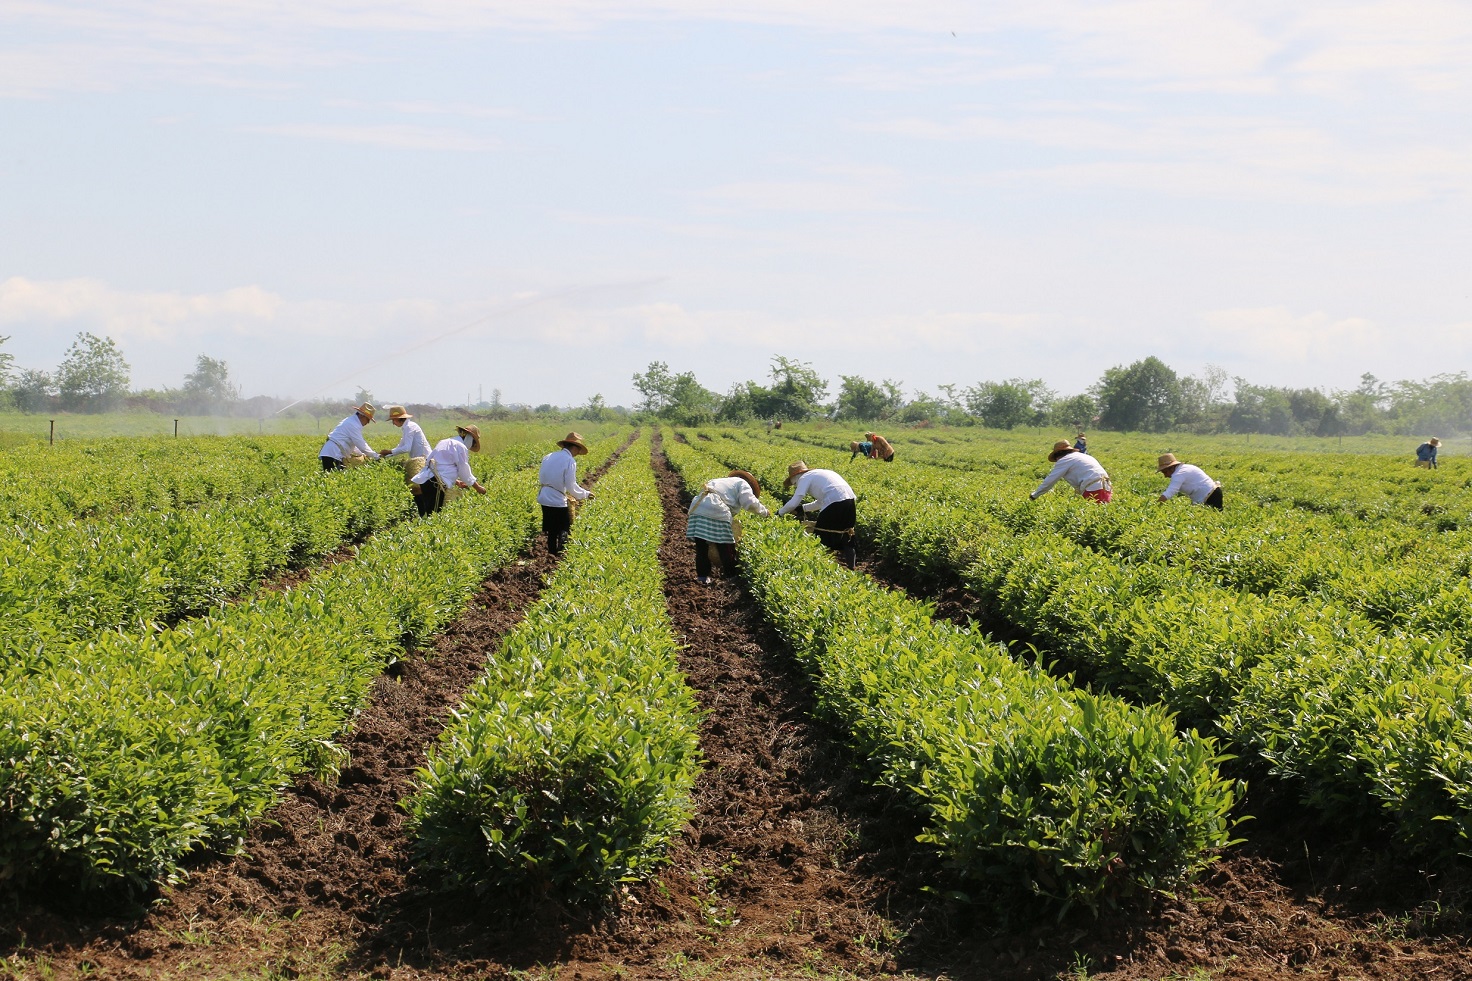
[7,434,1472,980]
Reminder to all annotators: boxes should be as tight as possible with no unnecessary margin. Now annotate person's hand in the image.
[474,483,487,495]
[1028,493,1037,501]
[379,449,391,458]
[454,479,469,488]
[586,492,595,500]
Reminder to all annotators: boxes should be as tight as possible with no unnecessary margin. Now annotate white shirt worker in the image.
[412,437,478,489]
[1030,452,1111,499]
[1161,463,1219,505]
[384,420,430,461]
[537,447,592,507]
[319,413,374,461]
[777,469,855,516]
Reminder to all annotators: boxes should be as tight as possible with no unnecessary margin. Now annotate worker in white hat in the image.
[319,402,376,471]
[378,405,429,483]
[1155,454,1223,510]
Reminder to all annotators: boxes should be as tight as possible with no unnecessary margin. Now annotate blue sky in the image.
[2,1,1469,408]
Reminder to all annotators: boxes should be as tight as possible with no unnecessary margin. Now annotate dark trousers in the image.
[1203,486,1224,510]
[320,456,343,472]
[542,505,572,555]
[415,480,447,518]
[692,539,737,578]
[814,498,857,569]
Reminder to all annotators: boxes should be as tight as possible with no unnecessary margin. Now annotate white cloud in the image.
[242,122,498,151]
[0,277,284,341]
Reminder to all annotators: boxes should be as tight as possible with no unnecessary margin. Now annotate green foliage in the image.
[1095,357,1181,433]
[408,440,701,907]
[55,332,131,413]
[664,430,1237,913]
[834,375,904,421]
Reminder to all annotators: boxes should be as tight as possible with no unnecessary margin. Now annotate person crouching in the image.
[1029,440,1112,503]
[410,425,487,517]
[777,461,857,569]
[686,469,770,584]
[1156,454,1223,510]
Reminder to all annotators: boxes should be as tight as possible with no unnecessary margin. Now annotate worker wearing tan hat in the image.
[319,402,376,471]
[378,405,429,483]
[686,469,770,584]
[1416,437,1441,469]
[537,432,594,555]
[777,461,857,568]
[1156,454,1222,510]
[1029,439,1112,503]
[410,424,486,517]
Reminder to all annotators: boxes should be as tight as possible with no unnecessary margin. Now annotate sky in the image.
[2,1,1470,409]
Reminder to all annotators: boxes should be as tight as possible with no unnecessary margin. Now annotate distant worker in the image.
[1073,432,1088,453]
[319,402,376,471]
[410,425,486,517]
[777,461,857,568]
[1028,440,1112,503]
[849,438,873,461]
[379,405,430,483]
[1155,454,1223,510]
[1416,437,1441,470]
[538,432,594,555]
[865,432,895,462]
[686,469,770,584]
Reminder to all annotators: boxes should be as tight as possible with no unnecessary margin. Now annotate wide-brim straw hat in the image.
[355,402,375,422]
[455,424,482,453]
[1430,437,1442,447]
[388,405,412,421]
[1047,440,1075,463]
[558,431,589,455]
[864,432,878,441]
[784,461,810,488]
[729,469,761,498]
[1157,453,1181,472]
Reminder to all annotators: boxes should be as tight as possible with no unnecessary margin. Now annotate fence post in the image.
[50,419,55,445]
[174,418,179,437]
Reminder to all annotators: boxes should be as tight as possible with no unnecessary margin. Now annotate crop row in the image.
[0,431,632,898]
[662,432,1236,911]
[408,436,701,906]
[707,429,1472,856]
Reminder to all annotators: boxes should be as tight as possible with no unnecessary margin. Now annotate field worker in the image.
[777,461,857,568]
[686,469,770,584]
[1029,439,1112,503]
[849,438,874,462]
[1073,432,1088,453]
[1155,454,1223,510]
[866,432,895,462]
[379,405,430,483]
[319,402,375,471]
[410,425,487,517]
[1416,437,1441,469]
[538,431,594,555]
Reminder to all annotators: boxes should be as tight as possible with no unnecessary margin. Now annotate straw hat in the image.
[784,461,810,489]
[849,440,861,452]
[558,431,589,455]
[354,402,375,422]
[864,432,877,441]
[455,424,482,453]
[388,405,412,421]
[1157,453,1181,472]
[1430,437,1442,447]
[1047,440,1075,463]
[729,469,761,498]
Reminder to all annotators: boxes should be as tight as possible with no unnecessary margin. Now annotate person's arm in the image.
[561,456,593,501]
[348,420,374,458]
[777,474,811,516]
[735,479,770,517]
[1029,460,1066,499]
[1158,469,1186,503]
[382,427,413,457]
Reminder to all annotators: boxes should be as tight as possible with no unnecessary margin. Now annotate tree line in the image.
[2,333,1467,436]
[630,355,1472,437]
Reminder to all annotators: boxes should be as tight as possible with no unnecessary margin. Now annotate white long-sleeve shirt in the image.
[777,469,855,516]
[537,448,592,507]
[320,414,374,461]
[1161,463,1219,504]
[1031,452,1110,498]
[385,420,430,459]
[689,475,771,522]
[411,436,477,488]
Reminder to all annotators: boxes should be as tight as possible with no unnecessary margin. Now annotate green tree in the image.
[12,369,53,413]
[0,335,13,386]
[764,356,829,421]
[965,378,1051,429]
[630,361,717,423]
[834,375,904,421]
[181,355,241,413]
[56,332,130,412]
[1094,356,1181,432]
[1048,393,1098,430]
